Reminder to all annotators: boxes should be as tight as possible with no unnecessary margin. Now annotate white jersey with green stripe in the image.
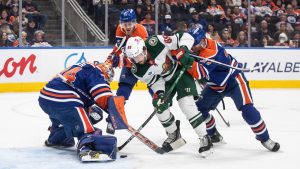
[130,32,194,93]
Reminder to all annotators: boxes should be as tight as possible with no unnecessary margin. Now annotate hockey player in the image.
[187,27,280,152]
[106,8,148,134]
[38,62,127,161]
[124,35,213,156]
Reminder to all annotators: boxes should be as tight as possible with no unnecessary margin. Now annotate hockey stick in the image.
[127,125,165,154]
[113,36,126,54]
[190,53,263,72]
[198,82,230,127]
[57,73,164,154]
[118,67,186,151]
[112,36,126,67]
[215,108,230,127]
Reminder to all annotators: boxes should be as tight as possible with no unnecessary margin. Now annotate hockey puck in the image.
[120,155,127,158]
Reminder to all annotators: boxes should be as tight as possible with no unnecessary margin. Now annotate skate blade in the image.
[79,151,114,162]
[170,138,186,150]
[200,149,213,158]
[213,140,227,145]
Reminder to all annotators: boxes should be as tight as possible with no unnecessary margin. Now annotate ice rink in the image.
[0,89,299,169]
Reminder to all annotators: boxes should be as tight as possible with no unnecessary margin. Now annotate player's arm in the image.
[135,70,167,112]
[163,33,195,67]
[186,61,209,80]
[87,66,114,111]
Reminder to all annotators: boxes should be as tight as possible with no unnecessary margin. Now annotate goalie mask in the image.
[125,36,147,64]
[97,62,114,83]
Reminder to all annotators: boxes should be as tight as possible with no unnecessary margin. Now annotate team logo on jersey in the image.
[131,63,137,73]
[148,37,158,46]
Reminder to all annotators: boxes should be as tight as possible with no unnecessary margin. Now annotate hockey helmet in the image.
[188,27,206,46]
[97,62,114,83]
[120,9,137,35]
[125,36,147,64]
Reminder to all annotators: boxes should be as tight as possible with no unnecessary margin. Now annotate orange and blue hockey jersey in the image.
[113,23,148,56]
[188,39,241,92]
[39,62,113,110]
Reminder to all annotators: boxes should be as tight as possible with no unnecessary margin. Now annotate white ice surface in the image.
[0,89,299,169]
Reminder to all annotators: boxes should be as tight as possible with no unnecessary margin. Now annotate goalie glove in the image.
[152,90,169,112]
[88,105,103,124]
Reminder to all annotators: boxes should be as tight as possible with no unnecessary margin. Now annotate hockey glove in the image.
[152,91,169,112]
[173,46,194,68]
[123,56,132,68]
[88,105,103,124]
[112,54,120,68]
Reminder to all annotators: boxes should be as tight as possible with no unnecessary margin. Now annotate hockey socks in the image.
[241,104,269,142]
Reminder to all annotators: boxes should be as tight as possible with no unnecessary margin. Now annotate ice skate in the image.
[210,129,224,143]
[106,122,115,135]
[199,135,213,158]
[261,139,280,152]
[162,120,186,152]
[78,146,113,162]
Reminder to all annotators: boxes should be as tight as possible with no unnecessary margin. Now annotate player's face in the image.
[192,38,207,52]
[199,38,207,48]
[132,51,147,64]
[120,21,136,35]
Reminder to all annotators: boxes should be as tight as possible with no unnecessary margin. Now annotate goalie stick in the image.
[57,73,164,154]
[127,125,165,154]
[118,67,186,151]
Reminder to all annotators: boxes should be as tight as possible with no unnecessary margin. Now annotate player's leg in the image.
[175,73,212,154]
[39,103,75,147]
[154,89,186,152]
[196,86,224,143]
[231,73,280,152]
[51,106,115,160]
[116,67,138,100]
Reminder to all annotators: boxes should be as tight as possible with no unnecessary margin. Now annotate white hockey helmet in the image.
[125,36,147,64]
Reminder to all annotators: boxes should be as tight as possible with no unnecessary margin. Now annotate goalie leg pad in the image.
[108,96,128,130]
[77,133,117,161]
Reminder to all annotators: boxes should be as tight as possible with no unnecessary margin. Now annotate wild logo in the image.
[148,37,158,46]
[131,63,137,73]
